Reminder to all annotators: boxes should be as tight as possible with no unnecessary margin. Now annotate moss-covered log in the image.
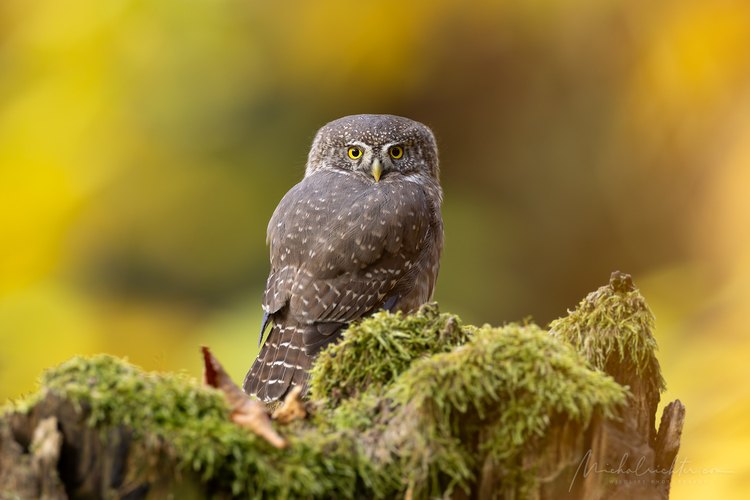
[0,272,684,499]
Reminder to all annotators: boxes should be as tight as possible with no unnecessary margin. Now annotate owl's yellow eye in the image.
[389,146,403,159]
[348,147,362,159]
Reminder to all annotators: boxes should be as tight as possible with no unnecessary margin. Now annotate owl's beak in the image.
[371,158,382,182]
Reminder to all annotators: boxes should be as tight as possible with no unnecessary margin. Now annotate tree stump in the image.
[0,272,684,499]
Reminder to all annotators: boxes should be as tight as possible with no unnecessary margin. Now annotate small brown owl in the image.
[243,114,444,402]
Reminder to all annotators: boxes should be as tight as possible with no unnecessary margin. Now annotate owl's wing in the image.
[261,170,432,350]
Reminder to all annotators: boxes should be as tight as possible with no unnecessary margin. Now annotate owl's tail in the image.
[243,315,314,403]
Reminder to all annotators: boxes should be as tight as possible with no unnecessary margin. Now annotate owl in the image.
[243,114,444,402]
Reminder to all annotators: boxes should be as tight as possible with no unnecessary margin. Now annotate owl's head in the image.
[305,114,440,185]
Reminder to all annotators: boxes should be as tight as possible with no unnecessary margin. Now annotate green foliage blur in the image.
[1,1,749,497]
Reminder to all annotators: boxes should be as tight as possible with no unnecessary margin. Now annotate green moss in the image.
[2,355,363,499]
[386,323,629,498]
[308,313,627,499]
[548,272,667,393]
[309,303,468,401]
[3,292,649,499]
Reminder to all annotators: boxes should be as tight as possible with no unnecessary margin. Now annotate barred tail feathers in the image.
[243,319,313,402]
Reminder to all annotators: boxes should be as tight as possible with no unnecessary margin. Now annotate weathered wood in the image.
[653,400,686,498]
[0,424,51,499]
[1,394,206,500]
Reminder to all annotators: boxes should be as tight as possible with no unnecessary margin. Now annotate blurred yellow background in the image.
[1,0,748,497]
